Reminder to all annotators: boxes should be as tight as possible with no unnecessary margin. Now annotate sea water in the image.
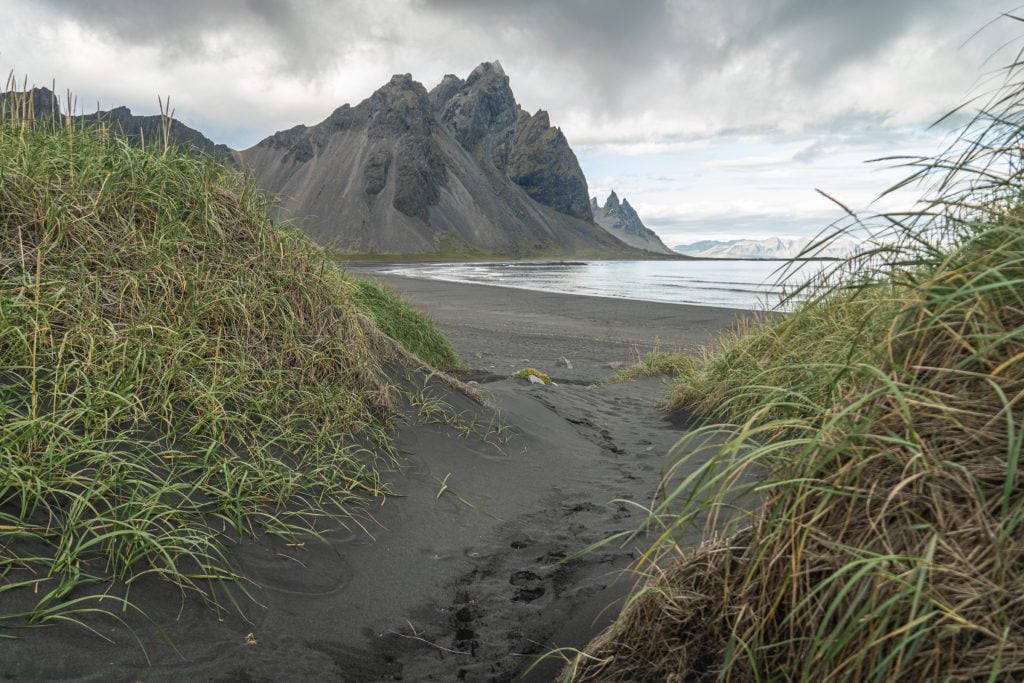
[378,259,832,311]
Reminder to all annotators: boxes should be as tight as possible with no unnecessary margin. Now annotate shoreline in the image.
[3,278,745,682]
[345,260,804,314]
[353,267,749,384]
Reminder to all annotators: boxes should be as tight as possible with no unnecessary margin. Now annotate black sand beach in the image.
[2,274,743,682]
[359,268,742,385]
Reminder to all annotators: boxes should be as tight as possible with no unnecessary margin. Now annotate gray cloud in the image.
[793,140,829,164]
[31,0,1007,111]
[418,0,970,110]
[8,0,1020,149]
[764,0,954,83]
[33,0,371,77]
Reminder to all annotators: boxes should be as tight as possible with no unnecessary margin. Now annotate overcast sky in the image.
[1,0,1020,244]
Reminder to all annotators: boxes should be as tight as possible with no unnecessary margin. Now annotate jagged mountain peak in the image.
[467,60,506,83]
[592,190,675,255]
[429,74,465,110]
[370,73,430,104]
[365,74,434,138]
[433,62,518,150]
[532,109,550,125]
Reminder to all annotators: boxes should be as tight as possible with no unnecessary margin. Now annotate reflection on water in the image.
[378,259,831,311]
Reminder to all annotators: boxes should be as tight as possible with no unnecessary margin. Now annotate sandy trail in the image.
[1,272,744,682]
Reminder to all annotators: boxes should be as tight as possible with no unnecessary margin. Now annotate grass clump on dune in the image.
[352,278,463,371]
[514,367,553,384]
[667,286,901,420]
[568,43,1024,683]
[0,99,454,628]
[610,344,696,383]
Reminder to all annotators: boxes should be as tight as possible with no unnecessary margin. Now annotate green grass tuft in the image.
[0,100,460,629]
[666,286,901,421]
[610,344,697,383]
[351,278,463,371]
[514,367,553,384]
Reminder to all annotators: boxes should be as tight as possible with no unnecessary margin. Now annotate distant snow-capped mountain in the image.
[673,237,861,259]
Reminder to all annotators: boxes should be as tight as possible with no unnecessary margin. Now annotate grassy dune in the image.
[569,52,1024,682]
[0,103,459,627]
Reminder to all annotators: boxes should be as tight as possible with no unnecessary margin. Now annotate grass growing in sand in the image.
[609,341,696,383]
[0,92,461,632]
[567,43,1024,683]
[353,278,462,370]
[514,367,553,384]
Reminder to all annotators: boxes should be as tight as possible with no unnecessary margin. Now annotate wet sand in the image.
[1,272,745,682]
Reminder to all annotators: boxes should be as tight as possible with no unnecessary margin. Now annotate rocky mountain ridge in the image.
[4,68,675,258]
[0,87,231,162]
[591,191,674,255]
[236,61,620,255]
[674,236,862,259]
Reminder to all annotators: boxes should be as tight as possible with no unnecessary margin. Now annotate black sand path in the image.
[1,272,743,682]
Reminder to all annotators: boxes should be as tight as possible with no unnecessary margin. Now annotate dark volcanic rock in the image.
[364,75,446,220]
[392,137,445,221]
[237,62,638,256]
[432,62,518,151]
[618,199,643,235]
[363,150,392,196]
[261,104,366,164]
[262,124,315,163]
[509,110,592,221]
[430,61,592,222]
[428,74,466,113]
[0,87,61,124]
[442,63,608,228]
[76,106,233,163]
[366,74,436,139]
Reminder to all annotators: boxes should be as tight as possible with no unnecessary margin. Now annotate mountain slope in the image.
[591,191,675,255]
[235,63,634,257]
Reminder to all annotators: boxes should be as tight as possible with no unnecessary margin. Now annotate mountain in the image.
[674,237,862,259]
[0,87,232,163]
[234,62,635,256]
[5,70,667,258]
[590,191,675,255]
[0,87,61,123]
[75,106,233,163]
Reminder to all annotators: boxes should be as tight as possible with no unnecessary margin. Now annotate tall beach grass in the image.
[0,87,461,630]
[568,37,1024,683]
